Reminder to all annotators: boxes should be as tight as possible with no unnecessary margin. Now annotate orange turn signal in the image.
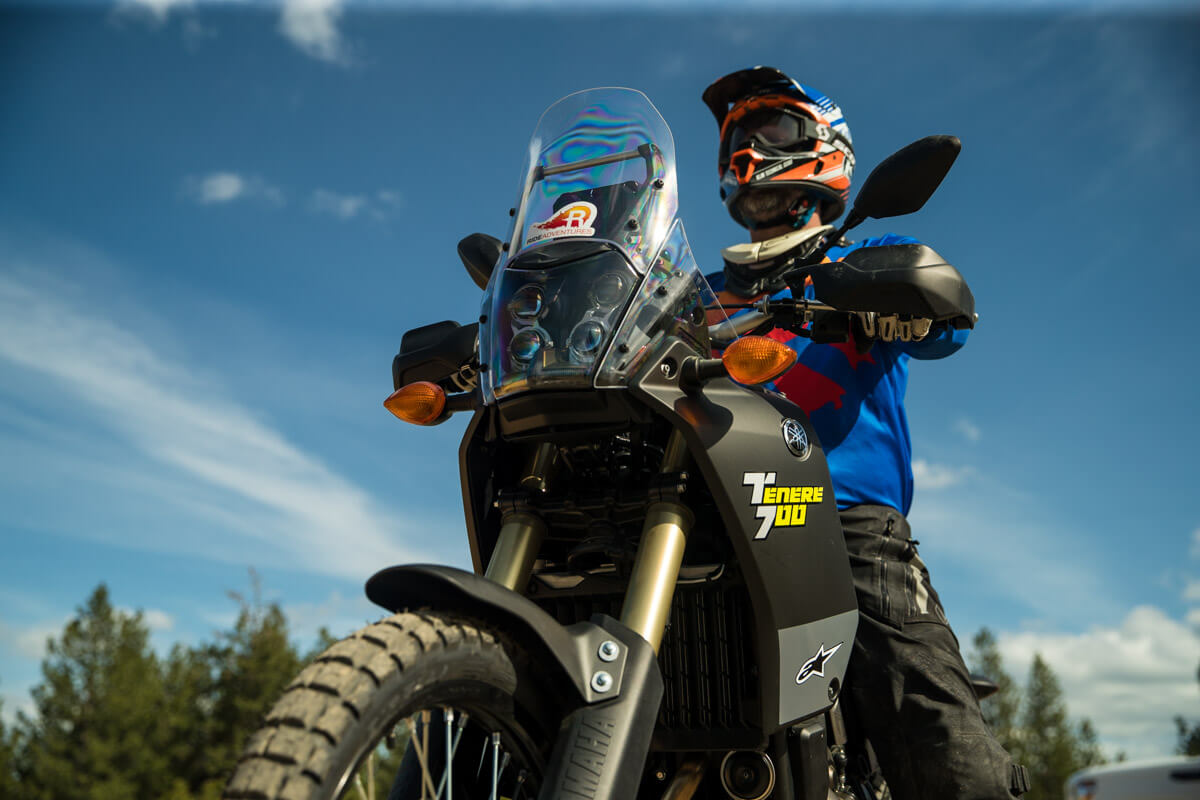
[722,336,798,385]
[383,381,446,425]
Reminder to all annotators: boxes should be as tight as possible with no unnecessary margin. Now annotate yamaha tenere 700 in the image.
[225,88,975,800]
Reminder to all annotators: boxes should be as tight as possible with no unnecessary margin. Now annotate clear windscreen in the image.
[506,88,678,272]
[480,89,725,402]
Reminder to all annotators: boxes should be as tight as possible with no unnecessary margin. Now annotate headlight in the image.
[568,320,606,363]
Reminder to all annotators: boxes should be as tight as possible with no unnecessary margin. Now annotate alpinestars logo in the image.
[524,201,598,245]
[796,641,843,685]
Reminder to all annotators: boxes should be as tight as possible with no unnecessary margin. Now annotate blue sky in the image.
[2,0,1198,760]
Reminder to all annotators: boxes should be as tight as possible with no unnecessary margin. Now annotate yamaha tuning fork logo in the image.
[781,418,810,459]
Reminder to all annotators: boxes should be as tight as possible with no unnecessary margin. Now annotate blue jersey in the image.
[707,233,969,514]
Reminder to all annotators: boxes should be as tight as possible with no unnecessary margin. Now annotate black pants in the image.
[839,505,1020,800]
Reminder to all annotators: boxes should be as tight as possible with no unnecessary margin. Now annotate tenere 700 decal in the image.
[742,472,825,540]
[524,201,598,245]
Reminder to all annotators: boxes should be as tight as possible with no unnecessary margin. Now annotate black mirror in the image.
[849,135,961,222]
[457,233,504,290]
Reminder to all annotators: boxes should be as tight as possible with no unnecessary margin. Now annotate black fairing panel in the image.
[454,340,859,730]
[631,340,858,728]
[803,243,975,326]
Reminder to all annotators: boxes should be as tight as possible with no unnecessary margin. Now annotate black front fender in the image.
[366,564,633,704]
[366,565,663,800]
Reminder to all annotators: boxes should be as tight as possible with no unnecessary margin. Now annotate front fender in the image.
[366,564,633,704]
[366,565,663,800]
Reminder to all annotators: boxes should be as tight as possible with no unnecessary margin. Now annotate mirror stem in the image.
[810,208,866,263]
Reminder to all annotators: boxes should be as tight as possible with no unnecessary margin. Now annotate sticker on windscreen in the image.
[525,201,598,246]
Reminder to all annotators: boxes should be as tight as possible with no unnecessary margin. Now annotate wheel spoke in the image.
[435,710,468,800]
[406,713,439,799]
[491,731,500,800]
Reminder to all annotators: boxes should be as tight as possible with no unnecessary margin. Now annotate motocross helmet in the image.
[703,66,855,229]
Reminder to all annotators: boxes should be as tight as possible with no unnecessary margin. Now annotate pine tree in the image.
[0,696,24,799]
[1174,660,1200,756]
[969,628,1023,760]
[18,584,173,800]
[1020,654,1100,799]
[200,578,302,787]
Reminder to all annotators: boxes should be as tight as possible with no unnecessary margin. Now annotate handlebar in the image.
[707,297,840,347]
[707,297,975,348]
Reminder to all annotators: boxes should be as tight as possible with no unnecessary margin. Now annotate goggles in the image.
[720,108,844,168]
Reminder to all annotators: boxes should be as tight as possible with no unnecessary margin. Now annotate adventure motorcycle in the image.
[224,88,977,800]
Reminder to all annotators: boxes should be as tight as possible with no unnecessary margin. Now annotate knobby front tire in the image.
[223,611,551,800]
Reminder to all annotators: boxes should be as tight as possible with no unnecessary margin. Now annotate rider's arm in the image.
[894,323,969,360]
[830,234,971,360]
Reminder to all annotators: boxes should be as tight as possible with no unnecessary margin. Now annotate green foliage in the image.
[0,695,24,799]
[17,585,172,800]
[201,584,303,782]
[13,578,309,800]
[969,628,1021,755]
[1175,660,1200,756]
[969,628,1106,800]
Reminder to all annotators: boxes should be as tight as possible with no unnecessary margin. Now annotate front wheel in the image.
[223,611,554,800]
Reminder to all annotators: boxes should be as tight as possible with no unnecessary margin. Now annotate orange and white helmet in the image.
[703,66,855,229]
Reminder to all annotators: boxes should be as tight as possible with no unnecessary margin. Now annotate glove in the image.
[856,312,932,344]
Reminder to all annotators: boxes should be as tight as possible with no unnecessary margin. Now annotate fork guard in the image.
[366,564,663,800]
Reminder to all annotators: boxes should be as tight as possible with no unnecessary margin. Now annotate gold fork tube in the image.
[485,512,546,592]
[620,429,693,653]
[619,502,693,653]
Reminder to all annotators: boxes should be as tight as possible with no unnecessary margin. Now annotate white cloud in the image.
[116,0,193,25]
[185,171,285,207]
[0,266,431,579]
[997,606,1200,760]
[6,621,65,661]
[311,189,367,219]
[1191,527,1200,559]
[912,458,972,490]
[142,609,176,632]
[953,416,981,443]
[310,188,405,221]
[1185,580,1200,604]
[279,0,352,66]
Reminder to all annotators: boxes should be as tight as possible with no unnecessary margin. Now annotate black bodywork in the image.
[370,333,860,798]
[367,238,976,798]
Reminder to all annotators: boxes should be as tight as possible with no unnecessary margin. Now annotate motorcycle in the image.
[224,88,976,800]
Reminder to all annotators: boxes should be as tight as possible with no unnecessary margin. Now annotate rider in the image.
[702,66,1027,799]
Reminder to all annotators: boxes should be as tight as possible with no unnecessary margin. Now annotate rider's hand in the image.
[856,312,933,345]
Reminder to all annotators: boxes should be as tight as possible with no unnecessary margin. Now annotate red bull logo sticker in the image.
[742,471,825,540]
[525,201,598,246]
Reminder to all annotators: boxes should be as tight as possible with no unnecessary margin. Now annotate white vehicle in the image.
[1065,755,1200,799]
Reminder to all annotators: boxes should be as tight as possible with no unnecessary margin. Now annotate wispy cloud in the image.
[1185,579,1200,604]
[912,459,972,491]
[184,171,285,207]
[0,618,68,661]
[115,0,194,25]
[997,605,1200,760]
[0,255,432,580]
[953,416,981,444]
[909,486,1116,625]
[310,188,405,221]
[279,0,352,67]
[1192,527,1200,559]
